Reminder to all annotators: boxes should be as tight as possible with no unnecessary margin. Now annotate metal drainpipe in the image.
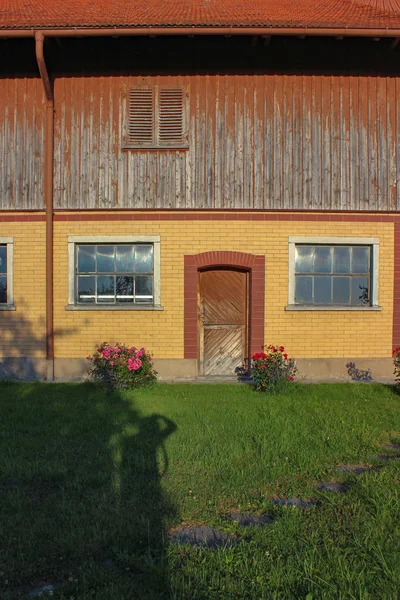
[35,32,54,381]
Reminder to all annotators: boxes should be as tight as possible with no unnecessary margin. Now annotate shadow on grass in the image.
[0,381,177,599]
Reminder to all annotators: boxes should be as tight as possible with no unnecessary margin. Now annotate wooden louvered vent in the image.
[126,86,187,148]
[128,89,154,146]
[159,89,184,146]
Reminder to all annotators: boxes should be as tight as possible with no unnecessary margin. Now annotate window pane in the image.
[352,247,370,274]
[333,277,350,303]
[333,247,351,274]
[116,276,134,302]
[116,246,134,273]
[314,247,332,274]
[97,275,115,303]
[135,276,153,303]
[96,246,115,273]
[0,276,7,303]
[77,276,95,303]
[77,246,96,273]
[295,246,314,273]
[314,276,332,304]
[0,246,7,274]
[352,277,369,305]
[295,276,312,303]
[135,246,153,273]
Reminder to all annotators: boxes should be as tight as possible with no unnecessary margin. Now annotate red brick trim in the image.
[52,212,400,223]
[0,214,45,222]
[0,211,399,223]
[393,223,400,352]
[184,251,265,361]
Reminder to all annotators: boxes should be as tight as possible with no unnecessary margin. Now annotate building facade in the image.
[1,2,400,380]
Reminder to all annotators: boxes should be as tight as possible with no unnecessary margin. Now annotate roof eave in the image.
[0,25,398,38]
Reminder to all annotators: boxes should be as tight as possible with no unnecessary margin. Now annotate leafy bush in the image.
[345,362,372,382]
[393,347,400,385]
[251,345,297,392]
[87,342,157,390]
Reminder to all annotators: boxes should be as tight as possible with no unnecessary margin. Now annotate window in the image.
[67,236,161,310]
[287,237,380,310]
[124,87,188,149]
[0,237,14,309]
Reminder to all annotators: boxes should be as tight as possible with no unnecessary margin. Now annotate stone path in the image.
[169,440,400,550]
[24,440,400,596]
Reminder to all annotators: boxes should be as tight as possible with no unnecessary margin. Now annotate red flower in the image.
[253,352,267,361]
[283,353,288,360]
[279,346,285,352]
[289,376,294,381]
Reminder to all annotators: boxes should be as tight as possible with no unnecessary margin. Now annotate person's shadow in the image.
[110,408,178,596]
[0,382,178,599]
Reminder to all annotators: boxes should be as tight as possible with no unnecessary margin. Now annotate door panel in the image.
[199,269,248,376]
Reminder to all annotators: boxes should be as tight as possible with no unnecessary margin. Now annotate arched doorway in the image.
[199,268,249,376]
[184,251,266,377]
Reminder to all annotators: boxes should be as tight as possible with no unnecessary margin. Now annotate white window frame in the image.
[286,236,381,311]
[0,237,15,310]
[66,235,162,310]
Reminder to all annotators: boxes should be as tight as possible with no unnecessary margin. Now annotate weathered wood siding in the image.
[0,77,45,210]
[1,74,400,211]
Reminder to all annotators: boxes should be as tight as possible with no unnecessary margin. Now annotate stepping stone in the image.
[267,497,314,508]
[382,443,400,451]
[369,454,400,461]
[227,512,274,526]
[29,584,55,597]
[317,482,349,493]
[169,526,235,549]
[336,464,372,476]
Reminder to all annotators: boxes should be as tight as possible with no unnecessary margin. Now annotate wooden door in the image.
[199,269,248,376]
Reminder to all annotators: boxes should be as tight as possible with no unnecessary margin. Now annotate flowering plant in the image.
[345,362,372,382]
[251,345,297,392]
[87,342,157,390]
[393,347,400,385]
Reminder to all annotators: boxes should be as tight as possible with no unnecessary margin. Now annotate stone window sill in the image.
[65,304,164,311]
[0,304,16,311]
[285,305,382,311]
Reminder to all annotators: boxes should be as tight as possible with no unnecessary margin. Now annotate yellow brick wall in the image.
[0,221,46,358]
[52,216,394,360]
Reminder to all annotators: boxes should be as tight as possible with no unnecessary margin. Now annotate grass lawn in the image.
[0,382,399,599]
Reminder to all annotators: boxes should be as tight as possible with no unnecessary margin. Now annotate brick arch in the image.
[184,251,265,362]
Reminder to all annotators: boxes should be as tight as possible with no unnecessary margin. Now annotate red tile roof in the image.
[1,0,400,31]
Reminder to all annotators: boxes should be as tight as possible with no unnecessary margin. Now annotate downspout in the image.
[35,32,54,381]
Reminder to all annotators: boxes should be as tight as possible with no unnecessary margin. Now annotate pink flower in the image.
[146,374,150,378]
[137,348,145,358]
[127,357,142,371]
[261,365,266,370]
[110,361,114,366]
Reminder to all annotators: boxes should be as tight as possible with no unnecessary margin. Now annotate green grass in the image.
[0,382,399,599]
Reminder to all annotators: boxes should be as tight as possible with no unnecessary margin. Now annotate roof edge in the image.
[0,26,399,38]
